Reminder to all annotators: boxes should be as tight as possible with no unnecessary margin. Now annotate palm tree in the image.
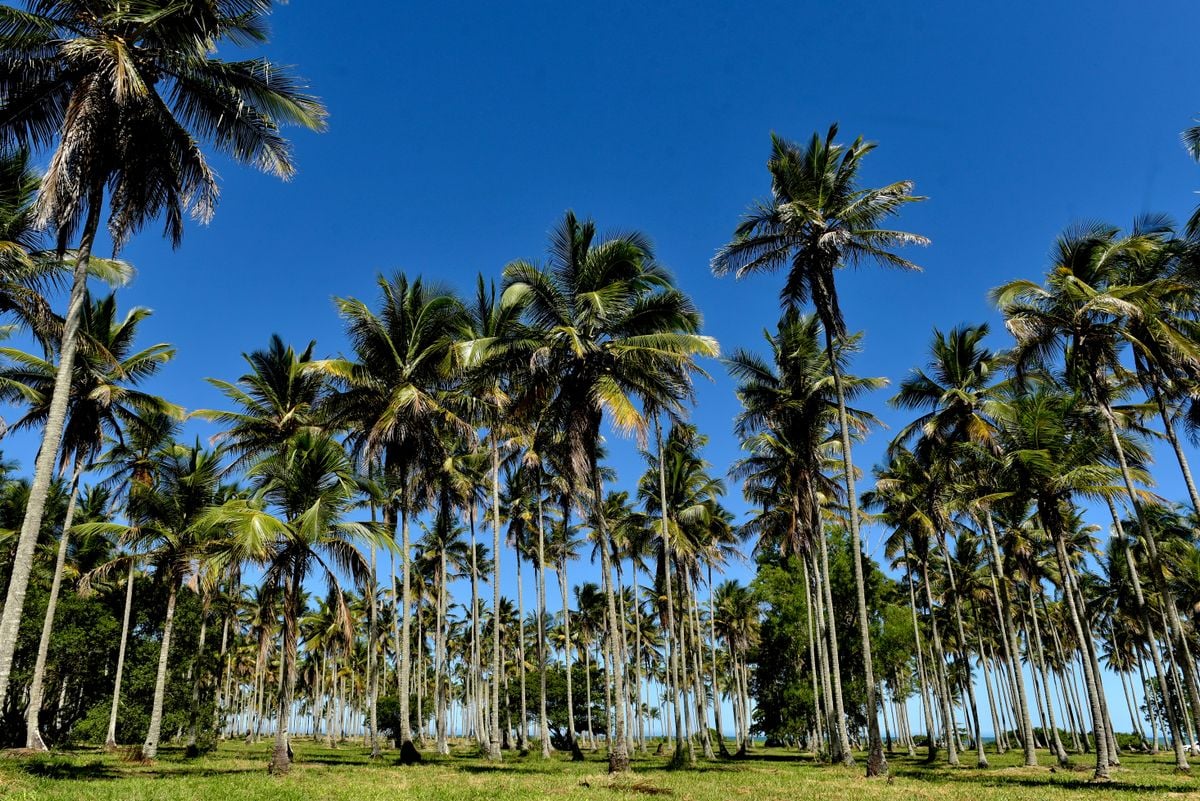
[890,323,1039,767]
[78,439,226,759]
[0,1,326,707]
[504,211,717,771]
[995,222,1200,767]
[727,310,882,763]
[0,291,175,749]
[88,410,180,749]
[713,126,926,776]
[202,432,378,774]
[317,272,471,762]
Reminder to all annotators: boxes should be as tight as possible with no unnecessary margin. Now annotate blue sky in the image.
[8,0,1200,735]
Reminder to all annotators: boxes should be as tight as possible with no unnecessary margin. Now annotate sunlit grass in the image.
[1,740,1198,800]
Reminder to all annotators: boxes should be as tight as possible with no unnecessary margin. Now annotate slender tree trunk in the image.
[901,544,937,762]
[1049,522,1109,780]
[0,194,101,711]
[105,561,137,749]
[825,327,885,776]
[398,498,418,760]
[489,440,503,760]
[814,505,853,764]
[269,568,302,774]
[558,552,582,759]
[707,563,729,758]
[1025,584,1068,764]
[593,461,630,773]
[920,555,958,766]
[515,537,528,751]
[185,594,210,752]
[536,488,552,757]
[143,575,180,760]
[25,462,82,750]
[656,417,691,767]
[982,512,1037,765]
[937,533,987,768]
[368,541,381,758]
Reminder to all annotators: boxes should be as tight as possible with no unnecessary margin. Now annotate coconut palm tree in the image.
[503,210,717,771]
[713,126,926,776]
[727,310,882,763]
[0,1,326,705]
[0,291,176,748]
[317,272,471,762]
[201,432,379,774]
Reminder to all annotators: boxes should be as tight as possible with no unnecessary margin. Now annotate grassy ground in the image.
[2,740,1199,801]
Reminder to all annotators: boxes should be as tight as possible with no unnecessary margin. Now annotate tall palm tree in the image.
[0,291,175,749]
[713,126,926,776]
[727,310,882,763]
[317,272,471,762]
[202,432,378,774]
[890,323,1039,767]
[504,211,717,771]
[0,0,326,706]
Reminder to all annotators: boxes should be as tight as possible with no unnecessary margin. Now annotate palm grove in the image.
[5,0,1200,787]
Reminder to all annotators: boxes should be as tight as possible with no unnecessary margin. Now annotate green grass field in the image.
[2,741,1199,801]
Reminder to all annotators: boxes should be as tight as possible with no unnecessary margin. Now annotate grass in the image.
[1,740,1199,801]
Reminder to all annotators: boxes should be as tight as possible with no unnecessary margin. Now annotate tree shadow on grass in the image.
[17,759,119,781]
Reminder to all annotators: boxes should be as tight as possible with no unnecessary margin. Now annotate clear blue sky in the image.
[8,0,1200,734]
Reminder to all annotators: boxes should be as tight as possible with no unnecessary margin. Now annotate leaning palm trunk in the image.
[105,561,137,749]
[981,512,1038,765]
[1049,522,1110,780]
[0,196,101,711]
[826,328,885,776]
[1024,585,1069,765]
[25,462,83,750]
[1101,406,1200,745]
[143,575,181,760]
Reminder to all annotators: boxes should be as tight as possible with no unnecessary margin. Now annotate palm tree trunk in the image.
[707,563,729,758]
[937,533,988,768]
[536,489,552,758]
[1101,405,1200,744]
[901,543,937,762]
[489,440,504,761]
[25,461,82,750]
[982,513,1037,766]
[269,568,302,774]
[558,553,581,759]
[1049,523,1110,780]
[801,556,825,757]
[824,326,885,776]
[633,558,646,754]
[398,497,418,760]
[143,575,180,760]
[814,505,853,764]
[368,541,381,759]
[105,561,136,749]
[0,192,102,712]
[515,538,528,751]
[920,554,958,766]
[1024,584,1068,764]
[656,417,691,767]
[593,462,630,773]
[185,594,210,751]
